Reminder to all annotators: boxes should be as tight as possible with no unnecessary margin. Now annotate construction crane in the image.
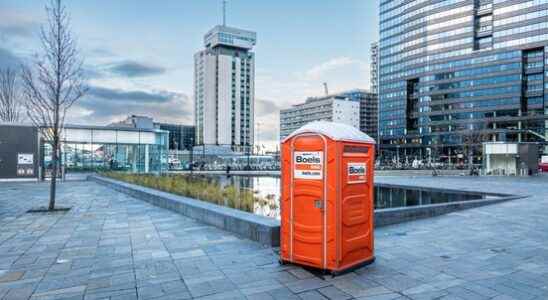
[323,82,329,96]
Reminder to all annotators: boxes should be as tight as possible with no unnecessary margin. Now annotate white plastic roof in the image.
[283,121,376,144]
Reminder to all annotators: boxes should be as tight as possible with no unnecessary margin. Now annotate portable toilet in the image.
[280,121,375,274]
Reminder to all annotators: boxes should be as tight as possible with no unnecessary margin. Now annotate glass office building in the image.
[154,123,195,151]
[379,0,548,163]
[43,125,169,173]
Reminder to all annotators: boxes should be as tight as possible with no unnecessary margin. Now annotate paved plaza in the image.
[0,175,546,299]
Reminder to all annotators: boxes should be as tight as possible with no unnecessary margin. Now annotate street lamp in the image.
[189,137,194,174]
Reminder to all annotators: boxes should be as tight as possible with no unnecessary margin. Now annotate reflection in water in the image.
[213,176,281,219]
[208,175,486,220]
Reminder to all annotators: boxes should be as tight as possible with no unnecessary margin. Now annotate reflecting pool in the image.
[207,175,491,219]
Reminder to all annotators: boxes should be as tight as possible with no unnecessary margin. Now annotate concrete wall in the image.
[0,125,39,179]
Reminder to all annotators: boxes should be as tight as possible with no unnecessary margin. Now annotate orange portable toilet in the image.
[280,121,375,274]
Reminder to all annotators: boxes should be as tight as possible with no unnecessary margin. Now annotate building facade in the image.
[194,25,256,153]
[0,124,39,179]
[154,123,195,151]
[370,42,379,93]
[111,115,196,151]
[346,90,379,141]
[379,0,548,162]
[279,95,360,140]
[0,123,169,178]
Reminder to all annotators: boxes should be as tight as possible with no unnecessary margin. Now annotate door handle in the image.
[314,199,324,210]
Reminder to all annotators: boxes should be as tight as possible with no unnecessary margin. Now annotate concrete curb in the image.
[89,175,280,246]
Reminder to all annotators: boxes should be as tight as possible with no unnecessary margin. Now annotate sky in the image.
[0,0,379,150]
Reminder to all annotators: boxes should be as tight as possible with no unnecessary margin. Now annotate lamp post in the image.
[189,137,194,174]
[396,145,401,168]
[246,143,251,170]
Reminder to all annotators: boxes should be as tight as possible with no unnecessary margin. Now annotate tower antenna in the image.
[222,0,227,26]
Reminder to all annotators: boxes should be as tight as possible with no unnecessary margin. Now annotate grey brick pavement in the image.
[0,175,546,299]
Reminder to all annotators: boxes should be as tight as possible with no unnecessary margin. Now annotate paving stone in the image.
[298,290,328,299]
[0,271,24,283]
[317,286,352,300]
[284,277,332,293]
[186,278,237,298]
[0,176,546,299]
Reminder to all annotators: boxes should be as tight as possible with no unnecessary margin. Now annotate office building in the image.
[345,89,379,141]
[111,115,196,151]
[279,94,360,140]
[154,123,195,151]
[194,25,257,153]
[379,0,548,162]
[370,42,379,93]
[0,122,169,178]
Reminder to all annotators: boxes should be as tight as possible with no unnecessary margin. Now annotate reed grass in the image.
[100,172,270,213]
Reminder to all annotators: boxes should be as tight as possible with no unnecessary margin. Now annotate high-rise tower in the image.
[379,0,548,162]
[194,23,257,153]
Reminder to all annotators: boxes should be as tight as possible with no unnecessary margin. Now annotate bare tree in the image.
[21,0,87,211]
[462,122,490,173]
[0,68,22,122]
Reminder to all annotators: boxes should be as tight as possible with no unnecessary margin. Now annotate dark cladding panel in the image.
[0,125,39,179]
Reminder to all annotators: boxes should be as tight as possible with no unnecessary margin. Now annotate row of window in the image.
[422,62,521,83]
[495,32,548,48]
[494,20,548,38]
[381,8,471,41]
[380,50,521,86]
[494,0,548,16]
[494,8,548,27]
[381,16,473,63]
[381,6,472,49]
[419,74,522,93]
[381,47,475,77]
[420,85,521,102]
[383,27,473,58]
[428,97,521,112]
[381,1,469,37]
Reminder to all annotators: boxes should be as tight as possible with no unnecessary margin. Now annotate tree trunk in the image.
[468,147,473,170]
[48,142,58,211]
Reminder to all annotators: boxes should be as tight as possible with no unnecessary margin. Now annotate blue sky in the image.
[0,0,378,147]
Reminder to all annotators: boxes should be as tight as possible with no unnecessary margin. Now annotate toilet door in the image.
[340,144,374,267]
[290,134,327,268]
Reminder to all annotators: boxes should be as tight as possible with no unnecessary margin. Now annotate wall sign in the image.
[294,151,323,180]
[17,153,34,177]
[18,153,34,165]
[347,162,367,183]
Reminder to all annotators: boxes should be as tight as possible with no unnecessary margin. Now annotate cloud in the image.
[0,9,40,41]
[0,47,21,69]
[87,86,173,103]
[255,98,281,118]
[67,85,193,126]
[108,61,166,78]
[304,56,367,81]
[255,98,280,149]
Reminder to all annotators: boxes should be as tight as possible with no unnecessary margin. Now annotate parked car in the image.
[540,156,548,172]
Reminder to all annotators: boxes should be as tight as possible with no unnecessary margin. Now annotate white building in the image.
[279,95,360,140]
[194,25,256,153]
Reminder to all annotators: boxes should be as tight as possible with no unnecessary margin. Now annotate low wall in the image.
[89,175,280,246]
[90,175,521,247]
[374,194,520,227]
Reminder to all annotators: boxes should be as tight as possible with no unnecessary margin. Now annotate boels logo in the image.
[294,151,323,180]
[349,165,365,174]
[295,154,321,164]
[347,162,367,183]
